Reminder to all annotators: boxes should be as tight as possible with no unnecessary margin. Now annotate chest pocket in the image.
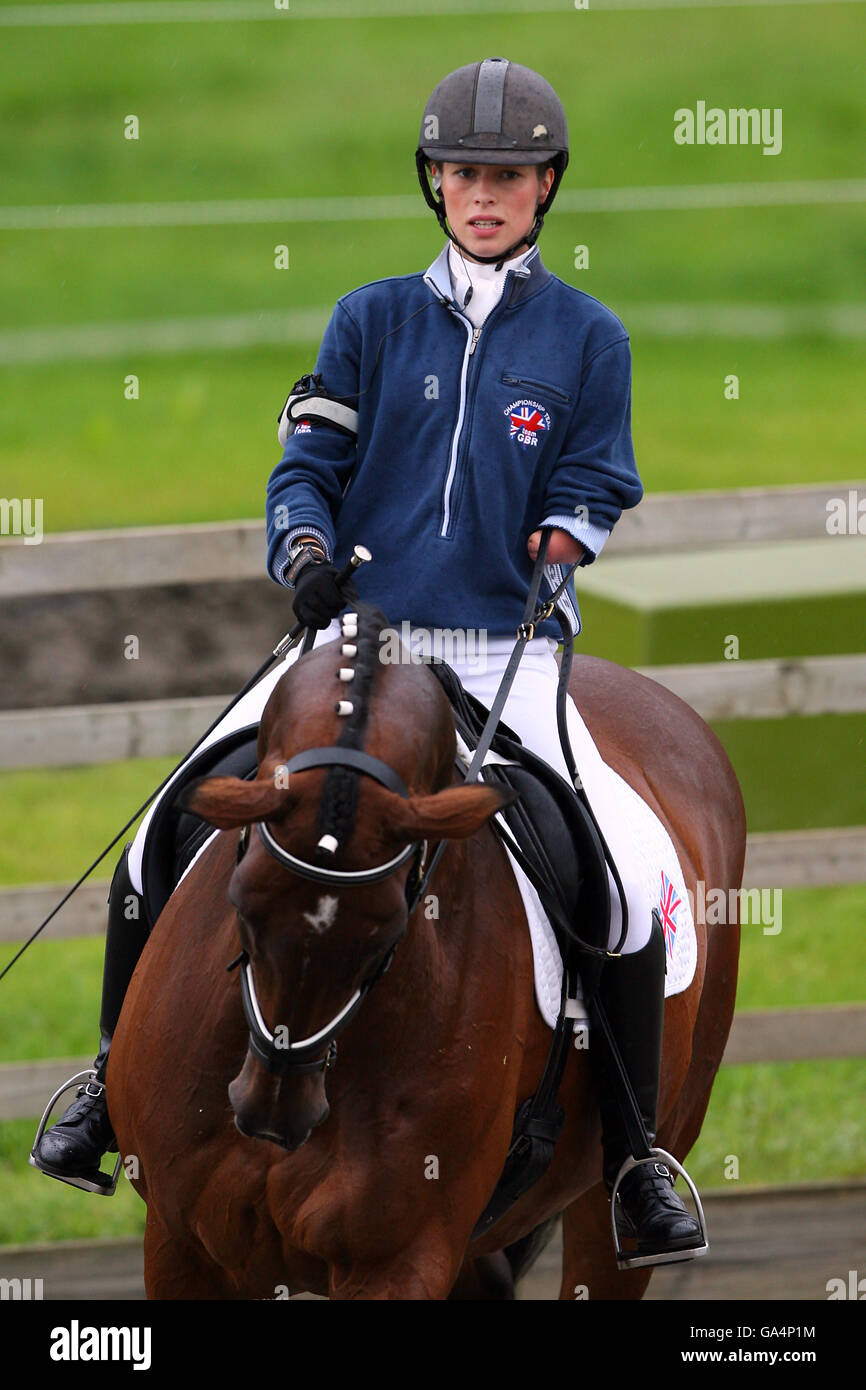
[500,372,574,406]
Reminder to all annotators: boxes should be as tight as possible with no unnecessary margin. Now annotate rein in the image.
[230,530,588,1077]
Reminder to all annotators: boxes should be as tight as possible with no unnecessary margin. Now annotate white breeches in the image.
[128,619,650,953]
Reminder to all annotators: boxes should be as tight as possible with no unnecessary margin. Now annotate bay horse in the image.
[108,603,745,1300]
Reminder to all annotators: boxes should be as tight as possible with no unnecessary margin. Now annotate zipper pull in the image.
[468,327,482,356]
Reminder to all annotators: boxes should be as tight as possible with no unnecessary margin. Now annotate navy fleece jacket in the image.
[265,243,642,641]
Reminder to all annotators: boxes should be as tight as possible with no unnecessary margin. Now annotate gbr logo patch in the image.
[504,397,551,449]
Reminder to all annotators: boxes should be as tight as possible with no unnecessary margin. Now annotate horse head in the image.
[183,605,514,1152]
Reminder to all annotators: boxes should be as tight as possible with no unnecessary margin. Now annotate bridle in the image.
[225,533,590,1081]
[228,746,429,1077]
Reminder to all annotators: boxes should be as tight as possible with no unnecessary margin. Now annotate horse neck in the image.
[398,827,511,1001]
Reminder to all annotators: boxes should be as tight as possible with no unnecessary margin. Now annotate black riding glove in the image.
[291,558,347,630]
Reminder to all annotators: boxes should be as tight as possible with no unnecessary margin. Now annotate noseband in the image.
[229,745,429,1077]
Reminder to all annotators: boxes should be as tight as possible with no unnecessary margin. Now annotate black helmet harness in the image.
[415,57,569,271]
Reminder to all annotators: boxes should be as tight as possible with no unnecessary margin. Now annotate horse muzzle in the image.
[228,1054,330,1152]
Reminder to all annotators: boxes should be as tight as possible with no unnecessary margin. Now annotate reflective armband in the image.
[277,372,359,448]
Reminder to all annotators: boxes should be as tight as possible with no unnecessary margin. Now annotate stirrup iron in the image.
[609,1146,709,1270]
[29,1069,122,1196]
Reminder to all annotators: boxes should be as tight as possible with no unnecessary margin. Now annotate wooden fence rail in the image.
[1,482,862,597]
[2,1002,865,1121]
[1,652,864,769]
[1,827,863,945]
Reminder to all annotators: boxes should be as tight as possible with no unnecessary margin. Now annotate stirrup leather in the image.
[609,1147,709,1270]
[29,1069,122,1197]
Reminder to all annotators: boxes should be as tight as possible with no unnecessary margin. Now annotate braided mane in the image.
[314,602,392,852]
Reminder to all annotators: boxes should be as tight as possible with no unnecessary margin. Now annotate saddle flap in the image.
[140,727,260,927]
[427,655,611,957]
[484,752,611,957]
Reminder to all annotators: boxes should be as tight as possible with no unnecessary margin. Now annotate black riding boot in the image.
[31,845,149,1191]
[590,914,705,1265]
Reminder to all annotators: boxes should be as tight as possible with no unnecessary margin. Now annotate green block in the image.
[710,715,866,833]
[575,537,866,666]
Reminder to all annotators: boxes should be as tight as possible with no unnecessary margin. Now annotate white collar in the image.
[423,241,537,306]
[448,241,532,286]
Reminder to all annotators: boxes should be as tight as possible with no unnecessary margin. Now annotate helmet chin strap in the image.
[434,201,546,272]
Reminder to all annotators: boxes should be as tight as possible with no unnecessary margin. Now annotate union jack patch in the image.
[504,398,551,450]
[658,870,682,960]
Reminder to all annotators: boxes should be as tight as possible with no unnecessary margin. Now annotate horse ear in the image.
[379,782,518,842]
[180,775,293,831]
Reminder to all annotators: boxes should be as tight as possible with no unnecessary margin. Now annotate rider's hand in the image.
[527,528,586,565]
[291,559,347,629]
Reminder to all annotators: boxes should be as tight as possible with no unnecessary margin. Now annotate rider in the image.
[33,57,703,1265]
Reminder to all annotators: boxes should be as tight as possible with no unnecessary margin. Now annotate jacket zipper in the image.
[501,372,571,404]
[439,320,480,538]
[437,261,529,538]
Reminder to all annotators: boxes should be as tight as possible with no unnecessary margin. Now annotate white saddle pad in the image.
[455,734,697,1031]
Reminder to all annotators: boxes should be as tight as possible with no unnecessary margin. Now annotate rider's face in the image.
[432,161,554,262]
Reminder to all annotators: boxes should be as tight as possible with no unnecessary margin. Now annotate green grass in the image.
[684,1060,865,1190]
[1,9,863,205]
[733,884,866,1010]
[0,760,173,887]
[0,1121,146,1246]
[3,338,865,536]
[1,935,106,1063]
[1,8,864,529]
[710,716,866,833]
[3,205,866,333]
